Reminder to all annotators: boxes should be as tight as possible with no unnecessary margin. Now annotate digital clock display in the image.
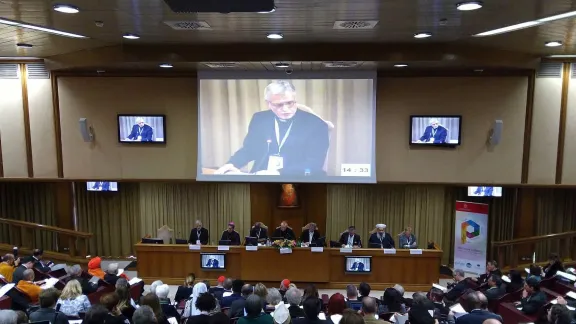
[340,164,371,177]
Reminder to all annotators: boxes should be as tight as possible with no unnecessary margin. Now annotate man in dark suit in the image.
[229,284,253,318]
[476,261,502,285]
[249,222,268,242]
[91,181,110,191]
[368,224,395,248]
[516,277,547,315]
[221,280,244,308]
[445,269,469,303]
[352,262,365,271]
[300,223,321,245]
[126,117,154,142]
[220,222,241,245]
[214,81,330,176]
[205,259,213,267]
[338,226,362,247]
[455,291,502,324]
[272,221,296,240]
[211,259,219,268]
[28,288,68,324]
[12,257,34,284]
[294,296,329,324]
[32,249,52,273]
[418,118,448,144]
[189,220,209,245]
[483,275,505,301]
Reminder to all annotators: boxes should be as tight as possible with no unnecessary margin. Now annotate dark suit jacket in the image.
[189,227,209,245]
[127,124,154,141]
[368,233,395,248]
[230,297,247,318]
[160,300,181,321]
[104,273,119,285]
[484,286,506,301]
[520,291,547,315]
[477,269,502,285]
[455,309,502,324]
[29,308,69,324]
[419,125,448,143]
[175,286,193,303]
[220,231,241,245]
[544,261,565,279]
[33,257,51,273]
[300,229,321,243]
[289,305,306,319]
[444,280,468,302]
[221,293,243,308]
[250,227,268,240]
[75,276,97,295]
[11,265,27,284]
[227,110,329,176]
[338,233,362,247]
[272,228,296,240]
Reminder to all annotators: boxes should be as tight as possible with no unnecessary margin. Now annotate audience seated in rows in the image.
[67,264,98,295]
[141,293,169,324]
[515,276,547,315]
[345,284,358,307]
[285,287,306,319]
[56,279,91,317]
[483,275,505,301]
[544,253,566,279]
[382,287,406,313]
[101,292,131,324]
[88,257,129,281]
[186,292,229,324]
[445,269,468,303]
[16,269,41,303]
[506,270,525,294]
[28,288,68,324]
[453,291,502,324]
[0,254,18,283]
[134,305,158,324]
[267,288,283,314]
[209,276,226,301]
[230,283,253,318]
[238,295,273,324]
[176,273,196,303]
[222,280,244,308]
[294,297,328,324]
[548,304,573,324]
[11,257,34,284]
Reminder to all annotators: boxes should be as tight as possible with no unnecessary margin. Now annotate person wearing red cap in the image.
[209,276,226,299]
[279,279,291,298]
[220,222,241,245]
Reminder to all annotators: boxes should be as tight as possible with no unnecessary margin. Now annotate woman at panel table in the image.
[220,222,241,245]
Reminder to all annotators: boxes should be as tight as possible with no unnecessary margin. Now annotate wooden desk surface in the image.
[135,244,442,291]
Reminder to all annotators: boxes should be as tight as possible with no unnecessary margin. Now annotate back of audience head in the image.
[525,277,541,292]
[22,269,34,281]
[84,304,108,324]
[411,292,428,305]
[285,287,302,306]
[488,274,502,287]
[149,280,163,295]
[232,279,244,294]
[393,284,405,296]
[133,305,158,324]
[67,264,82,277]
[482,320,502,324]
[361,297,377,315]
[196,292,217,313]
[548,304,572,324]
[116,277,129,290]
[509,269,523,283]
[101,292,121,312]
[245,295,263,317]
[241,284,253,298]
[223,278,233,290]
[0,310,17,324]
[346,284,358,300]
[267,288,282,306]
[549,252,560,264]
[340,309,364,324]
[185,273,196,287]
[464,291,488,312]
[383,287,404,312]
[303,284,319,299]
[141,293,165,322]
[39,288,60,308]
[107,263,119,275]
[61,279,83,300]
[14,311,26,324]
[155,284,170,300]
[358,282,371,297]
[529,264,542,277]
[327,293,346,316]
[429,288,444,303]
[302,297,323,319]
[254,283,268,299]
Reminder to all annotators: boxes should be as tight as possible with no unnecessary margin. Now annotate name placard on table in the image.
[311,247,324,253]
[410,249,423,255]
[188,244,201,250]
[340,248,353,253]
[246,246,258,251]
[383,249,397,254]
[218,245,230,251]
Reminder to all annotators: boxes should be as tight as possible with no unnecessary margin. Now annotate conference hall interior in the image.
[0,1,576,324]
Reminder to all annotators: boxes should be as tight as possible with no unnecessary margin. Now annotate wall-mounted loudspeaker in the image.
[79,118,94,142]
[488,120,503,146]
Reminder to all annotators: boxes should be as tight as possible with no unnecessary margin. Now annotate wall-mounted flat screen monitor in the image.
[196,72,377,183]
[117,114,166,143]
[468,186,502,197]
[200,253,226,270]
[86,182,118,192]
[410,115,462,146]
[345,256,371,274]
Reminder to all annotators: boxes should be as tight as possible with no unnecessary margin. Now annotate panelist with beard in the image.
[214,81,330,176]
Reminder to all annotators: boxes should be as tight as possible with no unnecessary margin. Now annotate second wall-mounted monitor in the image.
[118,114,166,143]
[410,115,462,147]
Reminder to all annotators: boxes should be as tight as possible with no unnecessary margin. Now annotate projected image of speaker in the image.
[197,73,376,184]
[86,182,118,192]
[344,256,371,274]
[200,253,226,271]
[117,114,166,144]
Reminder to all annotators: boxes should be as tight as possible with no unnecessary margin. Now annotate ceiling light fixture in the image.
[123,33,140,40]
[159,63,173,68]
[547,55,576,58]
[456,1,483,11]
[258,7,276,13]
[538,10,576,23]
[53,4,80,13]
[16,43,33,48]
[266,33,283,39]
[545,41,563,47]
[475,10,576,37]
[0,17,87,38]
[275,63,290,68]
[414,32,432,39]
[394,64,408,68]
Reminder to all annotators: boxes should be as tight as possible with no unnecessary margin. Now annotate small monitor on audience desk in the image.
[201,253,226,271]
[175,239,188,244]
[245,237,258,246]
[142,238,163,244]
[310,237,326,247]
[345,256,372,274]
[218,240,231,246]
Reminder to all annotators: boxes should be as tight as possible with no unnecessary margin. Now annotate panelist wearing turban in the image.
[368,224,395,248]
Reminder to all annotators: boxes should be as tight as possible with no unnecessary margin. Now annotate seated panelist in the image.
[338,226,362,247]
[300,223,321,244]
[189,220,209,245]
[272,221,296,240]
[398,226,417,249]
[249,222,268,242]
[220,222,241,245]
[368,224,395,248]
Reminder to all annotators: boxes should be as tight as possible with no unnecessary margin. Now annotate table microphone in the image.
[253,139,272,173]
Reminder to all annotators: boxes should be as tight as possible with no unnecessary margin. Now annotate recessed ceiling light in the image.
[159,63,173,68]
[414,32,432,39]
[394,64,408,68]
[0,17,87,38]
[456,1,483,11]
[53,4,80,13]
[275,63,290,68]
[16,43,33,48]
[123,33,140,40]
[258,7,276,13]
[545,41,563,47]
[267,33,283,39]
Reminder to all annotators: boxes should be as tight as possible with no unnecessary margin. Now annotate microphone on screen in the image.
[253,139,272,173]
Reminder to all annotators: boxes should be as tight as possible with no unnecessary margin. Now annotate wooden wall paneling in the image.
[51,74,64,178]
[249,183,274,229]
[556,63,570,184]
[19,64,33,177]
[54,182,74,251]
[521,72,536,183]
[513,188,536,263]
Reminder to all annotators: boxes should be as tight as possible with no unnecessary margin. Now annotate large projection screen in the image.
[197,71,376,183]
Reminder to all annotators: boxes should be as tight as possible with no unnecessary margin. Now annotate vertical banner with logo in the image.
[454,201,489,275]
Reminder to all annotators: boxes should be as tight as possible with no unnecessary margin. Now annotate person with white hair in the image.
[126,117,154,142]
[0,309,18,324]
[214,80,330,176]
[132,305,157,324]
[188,220,209,245]
[367,224,395,248]
[417,117,448,144]
[156,284,181,322]
[149,280,164,295]
[104,263,121,285]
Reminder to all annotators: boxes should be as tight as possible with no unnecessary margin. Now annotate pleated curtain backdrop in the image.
[0,183,58,250]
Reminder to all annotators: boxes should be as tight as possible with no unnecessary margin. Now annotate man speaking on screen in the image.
[417,118,447,144]
[214,80,330,176]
